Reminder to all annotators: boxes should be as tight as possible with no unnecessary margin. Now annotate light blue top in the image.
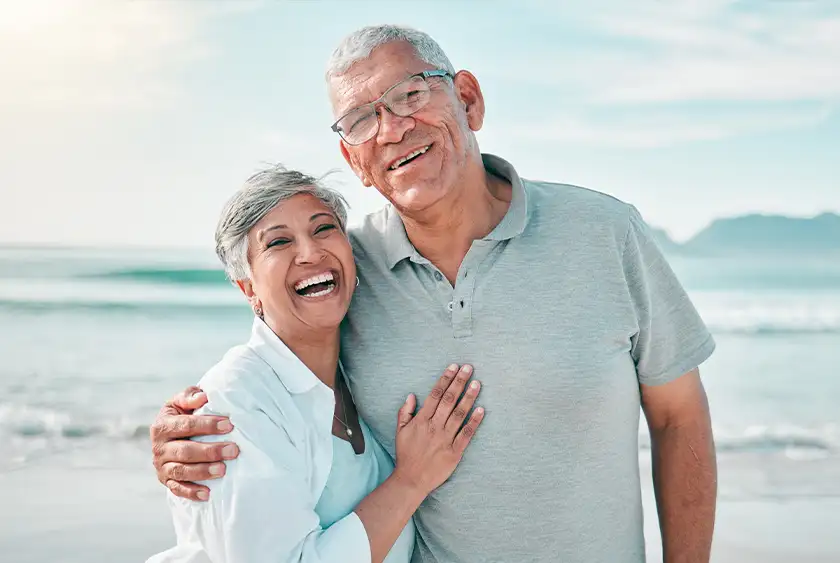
[147,318,415,563]
[317,420,415,562]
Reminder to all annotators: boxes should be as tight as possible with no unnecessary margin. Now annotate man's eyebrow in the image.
[337,72,417,115]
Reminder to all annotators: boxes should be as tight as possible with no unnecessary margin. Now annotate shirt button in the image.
[447,301,453,311]
[434,271,443,282]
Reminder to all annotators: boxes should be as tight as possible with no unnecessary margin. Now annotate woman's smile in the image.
[291,268,342,301]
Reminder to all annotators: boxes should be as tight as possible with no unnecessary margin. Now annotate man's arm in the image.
[641,368,717,563]
[149,385,240,501]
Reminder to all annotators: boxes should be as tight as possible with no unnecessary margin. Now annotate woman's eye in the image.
[314,224,337,235]
[267,238,290,248]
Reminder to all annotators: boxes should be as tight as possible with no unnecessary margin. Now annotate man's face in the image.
[331,41,485,216]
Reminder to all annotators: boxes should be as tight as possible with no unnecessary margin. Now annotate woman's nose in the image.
[294,237,326,265]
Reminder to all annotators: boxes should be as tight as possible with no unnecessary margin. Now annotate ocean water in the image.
[1,244,839,503]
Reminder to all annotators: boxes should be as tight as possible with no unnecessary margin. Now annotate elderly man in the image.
[151,25,717,563]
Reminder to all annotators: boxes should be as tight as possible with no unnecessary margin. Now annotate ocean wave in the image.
[639,425,839,455]
[0,299,245,315]
[695,292,840,335]
[0,277,245,312]
[707,323,840,335]
[5,403,838,459]
[84,267,229,285]
[1,404,150,442]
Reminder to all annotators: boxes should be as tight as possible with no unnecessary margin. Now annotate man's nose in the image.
[376,107,414,145]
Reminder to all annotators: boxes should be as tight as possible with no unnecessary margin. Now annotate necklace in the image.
[333,363,353,438]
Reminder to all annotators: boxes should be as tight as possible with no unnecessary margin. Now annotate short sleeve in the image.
[622,205,716,385]
[160,379,372,563]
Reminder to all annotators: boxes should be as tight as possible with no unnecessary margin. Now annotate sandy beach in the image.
[2,442,839,563]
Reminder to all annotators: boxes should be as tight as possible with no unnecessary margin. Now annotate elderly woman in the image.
[148,165,484,563]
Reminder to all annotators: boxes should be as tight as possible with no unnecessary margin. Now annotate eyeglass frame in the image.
[330,69,453,145]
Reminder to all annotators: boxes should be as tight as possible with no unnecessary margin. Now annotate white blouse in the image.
[147,318,415,563]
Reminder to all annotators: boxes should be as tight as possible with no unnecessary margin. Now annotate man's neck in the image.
[268,318,340,389]
[401,161,512,284]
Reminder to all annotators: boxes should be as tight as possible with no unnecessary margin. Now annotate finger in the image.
[154,439,239,469]
[417,364,459,419]
[150,413,233,442]
[165,479,211,502]
[444,379,480,434]
[453,406,484,455]
[150,405,183,441]
[160,461,227,483]
[171,386,209,413]
[431,365,473,427]
[396,394,416,431]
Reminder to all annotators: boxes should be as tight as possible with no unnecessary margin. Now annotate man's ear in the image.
[452,70,485,132]
[340,141,373,187]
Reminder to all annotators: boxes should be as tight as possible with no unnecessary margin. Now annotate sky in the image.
[1,0,838,247]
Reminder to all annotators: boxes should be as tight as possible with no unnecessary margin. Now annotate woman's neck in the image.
[267,318,341,389]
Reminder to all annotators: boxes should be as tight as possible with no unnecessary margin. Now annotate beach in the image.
[2,245,839,562]
[3,448,840,562]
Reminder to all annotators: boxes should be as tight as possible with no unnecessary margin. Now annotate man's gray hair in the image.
[215,164,349,281]
[326,24,456,81]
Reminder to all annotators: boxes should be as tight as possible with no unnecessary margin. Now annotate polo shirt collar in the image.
[383,153,530,270]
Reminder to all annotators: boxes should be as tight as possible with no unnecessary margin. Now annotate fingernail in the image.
[222,445,238,458]
[462,365,473,374]
[209,463,224,476]
[470,380,480,390]
[191,391,205,400]
[447,363,458,372]
[196,490,209,501]
[476,407,484,415]
[217,420,233,432]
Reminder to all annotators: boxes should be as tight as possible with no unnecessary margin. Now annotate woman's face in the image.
[238,193,356,334]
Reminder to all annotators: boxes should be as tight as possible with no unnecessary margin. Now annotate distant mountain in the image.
[681,212,840,255]
[649,226,681,254]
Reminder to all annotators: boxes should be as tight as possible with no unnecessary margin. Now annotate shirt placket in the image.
[450,240,495,338]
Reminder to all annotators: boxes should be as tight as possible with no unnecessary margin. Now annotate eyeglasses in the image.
[331,69,452,146]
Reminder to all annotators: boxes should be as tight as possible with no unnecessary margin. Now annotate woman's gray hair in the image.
[215,164,349,282]
[326,24,456,81]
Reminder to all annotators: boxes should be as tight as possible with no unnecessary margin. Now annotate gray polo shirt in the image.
[340,154,715,563]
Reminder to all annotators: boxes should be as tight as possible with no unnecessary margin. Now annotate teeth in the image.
[390,145,430,170]
[294,271,335,291]
[302,285,336,298]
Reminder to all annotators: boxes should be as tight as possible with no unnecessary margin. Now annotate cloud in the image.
[0,0,256,111]
[589,5,840,104]
[516,0,840,104]
[479,0,840,147]
[502,104,833,148]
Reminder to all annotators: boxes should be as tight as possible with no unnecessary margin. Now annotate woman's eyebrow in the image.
[256,224,287,242]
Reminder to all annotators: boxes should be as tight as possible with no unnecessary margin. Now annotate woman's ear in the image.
[236,279,260,311]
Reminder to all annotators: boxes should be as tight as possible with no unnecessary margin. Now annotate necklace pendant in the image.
[346,428,353,437]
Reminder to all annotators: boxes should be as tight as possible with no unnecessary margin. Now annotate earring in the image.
[356,276,360,287]
[254,304,263,318]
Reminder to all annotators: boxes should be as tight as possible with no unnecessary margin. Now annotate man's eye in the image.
[348,113,374,132]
